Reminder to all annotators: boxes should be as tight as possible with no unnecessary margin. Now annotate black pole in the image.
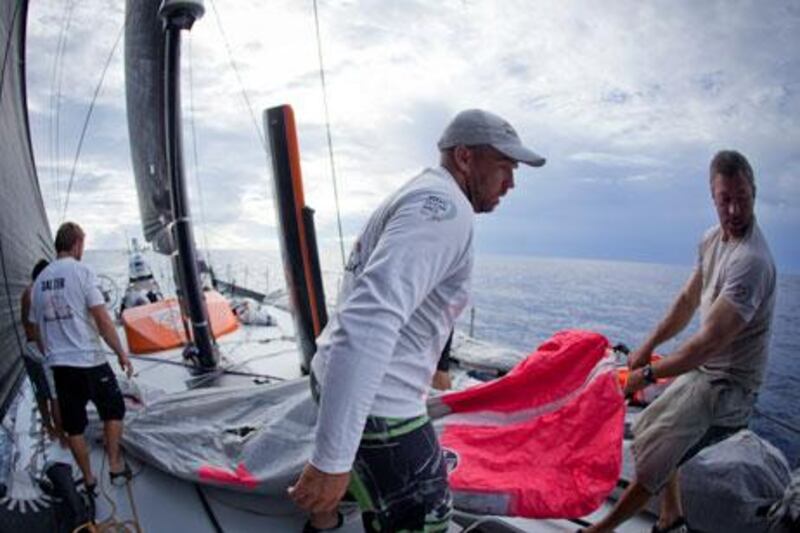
[160,0,217,369]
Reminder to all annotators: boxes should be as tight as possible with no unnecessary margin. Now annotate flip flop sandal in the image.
[81,482,97,522]
[109,462,133,484]
[651,516,689,533]
[302,511,344,532]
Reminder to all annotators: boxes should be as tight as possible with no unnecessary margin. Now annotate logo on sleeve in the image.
[420,195,457,221]
[345,241,363,273]
[730,283,751,304]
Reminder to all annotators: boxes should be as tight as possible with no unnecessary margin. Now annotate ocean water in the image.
[85,249,800,467]
[465,255,800,469]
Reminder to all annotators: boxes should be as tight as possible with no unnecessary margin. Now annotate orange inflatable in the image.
[122,291,239,354]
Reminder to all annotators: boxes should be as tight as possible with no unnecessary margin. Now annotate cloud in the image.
[23,0,800,272]
[570,152,663,168]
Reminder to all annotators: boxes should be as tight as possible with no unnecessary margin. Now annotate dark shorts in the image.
[350,415,452,533]
[632,371,754,493]
[52,363,126,436]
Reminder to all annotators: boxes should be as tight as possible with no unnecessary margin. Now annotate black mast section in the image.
[160,0,217,369]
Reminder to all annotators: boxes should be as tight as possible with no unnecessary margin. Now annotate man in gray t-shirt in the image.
[585,150,776,533]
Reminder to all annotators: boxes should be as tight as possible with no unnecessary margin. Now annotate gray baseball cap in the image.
[437,109,546,167]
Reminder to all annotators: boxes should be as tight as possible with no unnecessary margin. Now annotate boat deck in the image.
[1,303,655,532]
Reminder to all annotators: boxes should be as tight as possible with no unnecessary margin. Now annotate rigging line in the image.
[187,36,211,262]
[48,1,66,212]
[0,0,21,103]
[313,0,347,271]
[195,484,225,533]
[60,14,125,223]
[51,0,76,217]
[207,0,266,151]
[185,348,296,388]
[123,351,285,382]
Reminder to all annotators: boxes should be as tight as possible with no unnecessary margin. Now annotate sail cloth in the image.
[0,0,53,418]
[681,430,792,533]
[429,330,626,518]
[120,329,624,517]
[120,378,316,495]
[125,0,174,254]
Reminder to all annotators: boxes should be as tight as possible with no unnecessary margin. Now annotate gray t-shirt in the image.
[698,221,776,390]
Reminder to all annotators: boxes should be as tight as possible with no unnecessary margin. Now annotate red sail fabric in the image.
[432,330,625,518]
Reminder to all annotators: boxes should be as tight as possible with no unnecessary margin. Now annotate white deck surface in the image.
[2,302,655,532]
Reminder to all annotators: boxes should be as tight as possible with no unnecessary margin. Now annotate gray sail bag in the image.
[681,430,792,533]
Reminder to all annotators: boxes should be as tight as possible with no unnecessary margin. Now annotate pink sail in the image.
[431,330,625,518]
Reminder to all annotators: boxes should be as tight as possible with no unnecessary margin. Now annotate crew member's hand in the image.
[118,354,134,378]
[627,345,652,370]
[432,370,452,391]
[624,368,647,396]
[288,462,350,514]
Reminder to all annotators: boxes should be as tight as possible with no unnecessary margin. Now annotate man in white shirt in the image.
[29,222,134,508]
[290,109,546,532]
[584,151,776,533]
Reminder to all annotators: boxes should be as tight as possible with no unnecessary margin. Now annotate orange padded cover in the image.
[122,291,239,354]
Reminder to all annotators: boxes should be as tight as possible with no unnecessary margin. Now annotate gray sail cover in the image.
[0,0,53,418]
[681,430,792,533]
[120,379,317,495]
[125,0,174,255]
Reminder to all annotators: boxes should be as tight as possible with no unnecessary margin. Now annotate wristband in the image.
[642,364,657,385]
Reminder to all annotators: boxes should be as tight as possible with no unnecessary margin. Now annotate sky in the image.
[24,0,800,274]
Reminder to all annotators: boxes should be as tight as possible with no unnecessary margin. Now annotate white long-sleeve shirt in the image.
[311,166,474,473]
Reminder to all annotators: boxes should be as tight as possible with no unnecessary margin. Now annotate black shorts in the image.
[52,363,126,436]
[350,416,452,532]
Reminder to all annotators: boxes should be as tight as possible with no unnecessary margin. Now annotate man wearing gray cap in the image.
[290,109,545,532]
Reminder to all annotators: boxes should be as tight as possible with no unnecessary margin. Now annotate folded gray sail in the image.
[125,0,174,254]
[0,0,53,418]
[117,379,316,495]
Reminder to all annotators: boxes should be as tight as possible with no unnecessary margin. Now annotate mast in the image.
[159,0,217,369]
[265,105,328,374]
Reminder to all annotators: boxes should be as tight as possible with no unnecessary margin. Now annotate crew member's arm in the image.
[32,325,46,355]
[21,288,46,361]
[290,190,471,513]
[24,288,49,357]
[628,269,702,369]
[627,254,771,393]
[20,288,33,338]
[90,304,133,378]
